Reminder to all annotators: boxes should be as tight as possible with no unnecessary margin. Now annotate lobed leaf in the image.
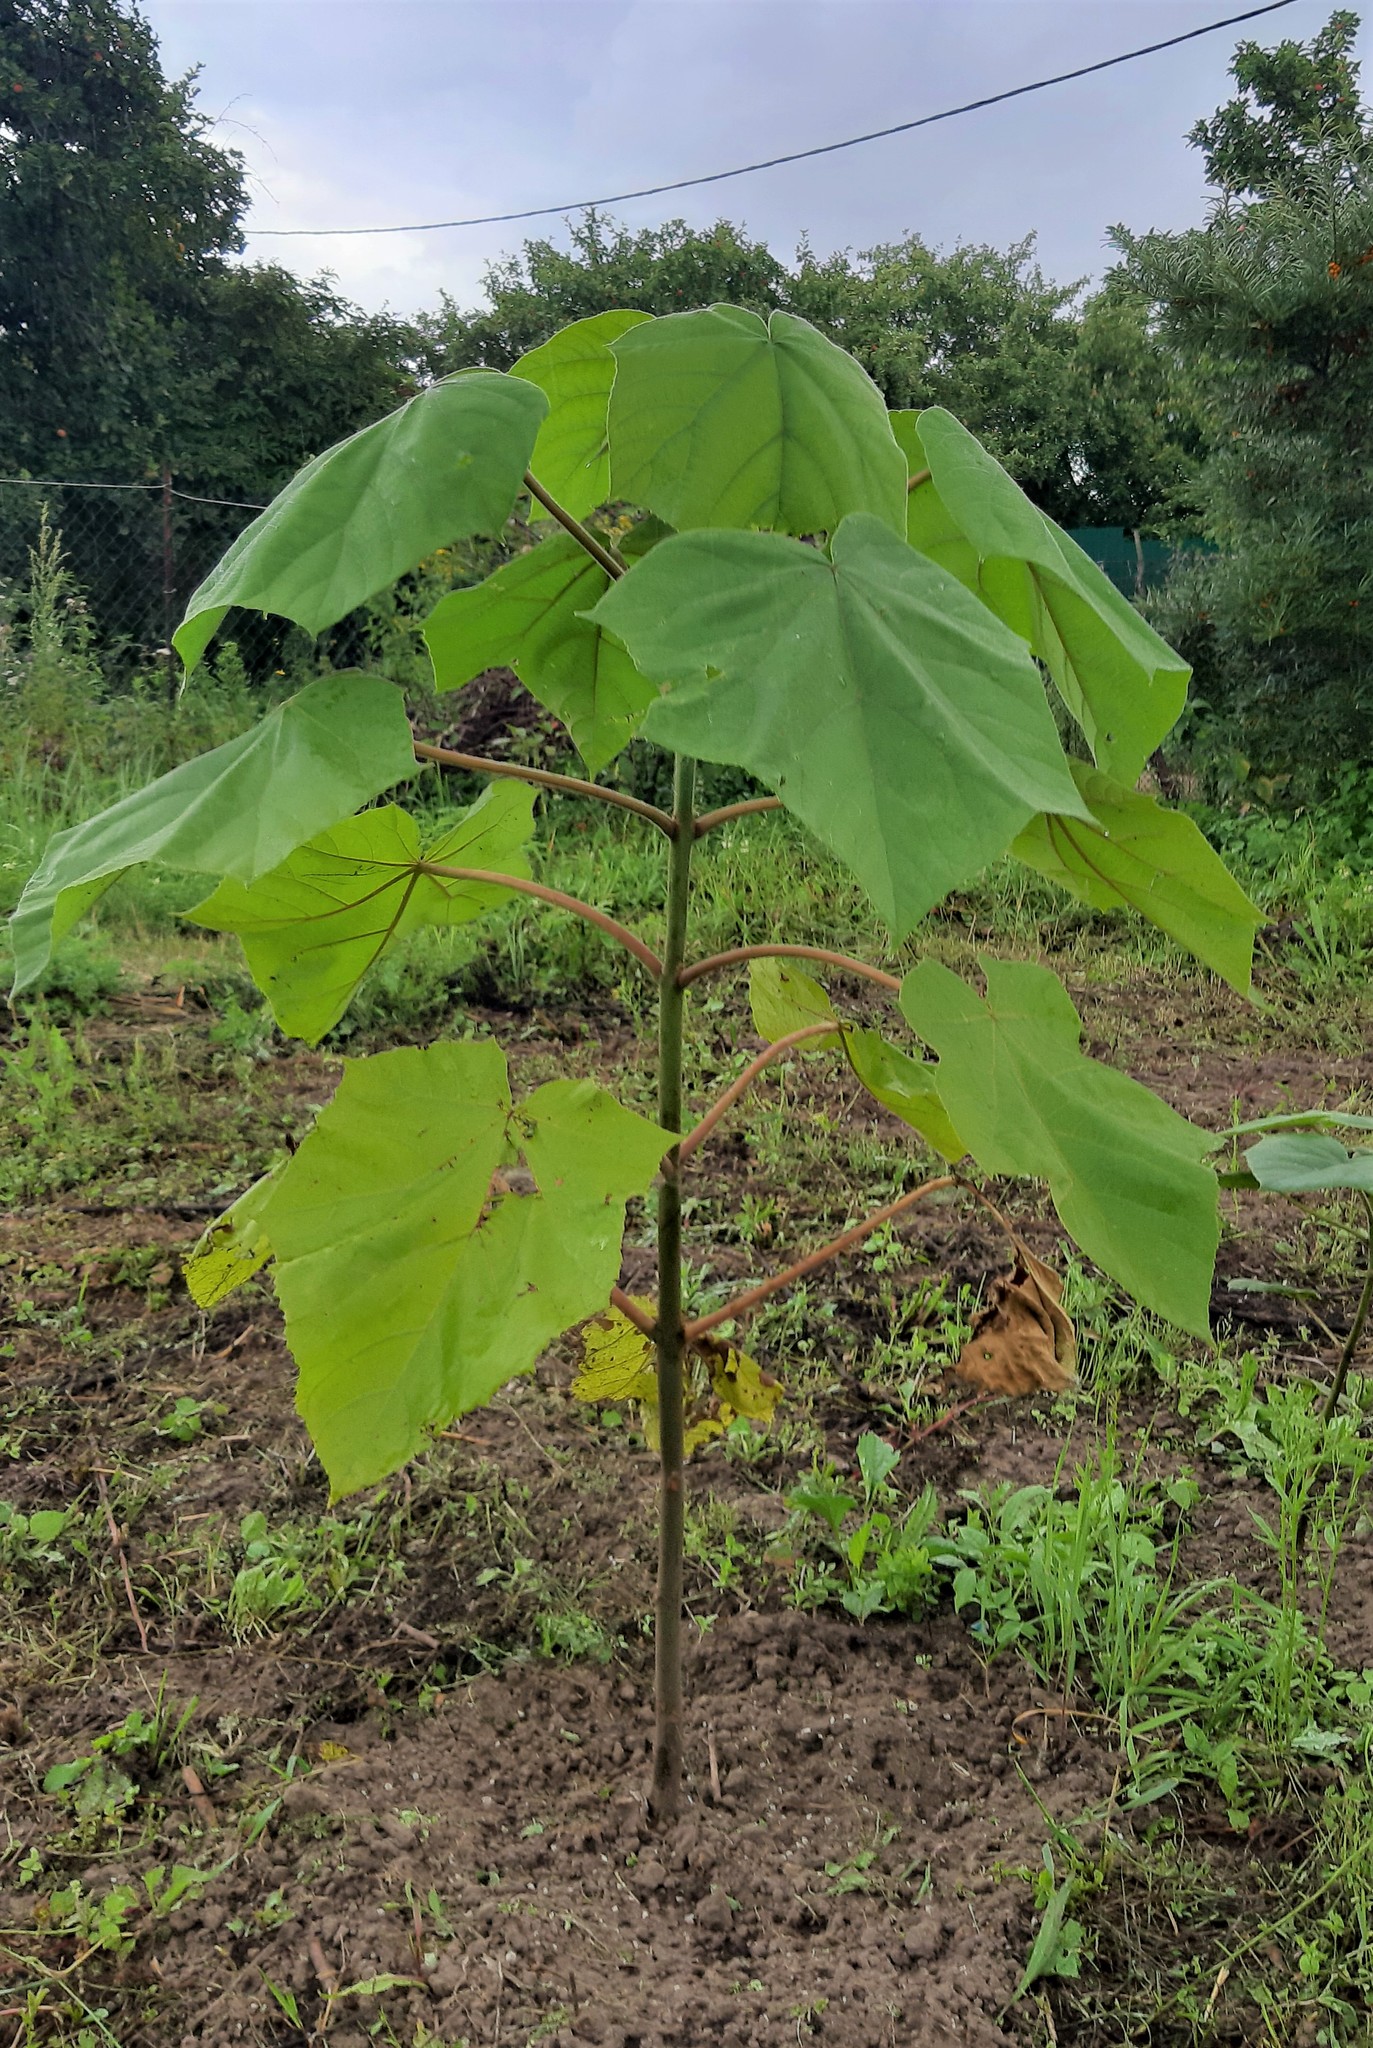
[893,408,1190,784]
[842,1028,965,1163]
[188,783,535,1043]
[591,513,1090,936]
[256,1044,672,1495]
[900,957,1219,1335]
[424,530,654,774]
[9,673,416,995]
[513,309,653,521]
[607,306,907,537]
[1244,1131,1373,1194]
[747,957,840,1048]
[174,372,547,673]
[1012,763,1263,995]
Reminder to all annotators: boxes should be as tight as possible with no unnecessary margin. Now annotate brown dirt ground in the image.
[2,963,1371,2048]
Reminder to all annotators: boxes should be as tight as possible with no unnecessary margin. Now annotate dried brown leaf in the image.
[956,1247,1076,1396]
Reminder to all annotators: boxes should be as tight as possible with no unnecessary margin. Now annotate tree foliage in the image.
[0,1,415,491]
[1118,9,1373,773]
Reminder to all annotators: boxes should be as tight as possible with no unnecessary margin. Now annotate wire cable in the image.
[0,476,267,509]
[246,0,1296,240]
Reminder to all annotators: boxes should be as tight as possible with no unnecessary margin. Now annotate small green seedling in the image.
[12,305,1264,1821]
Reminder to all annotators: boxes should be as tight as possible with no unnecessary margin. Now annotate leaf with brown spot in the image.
[956,1248,1076,1396]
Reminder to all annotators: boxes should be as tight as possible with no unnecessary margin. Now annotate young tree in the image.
[1116,9,1373,774]
[11,306,1261,1825]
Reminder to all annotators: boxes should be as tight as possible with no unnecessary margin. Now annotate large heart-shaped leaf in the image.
[425,530,654,774]
[607,306,907,537]
[513,309,653,521]
[174,372,547,673]
[893,408,1190,784]
[1244,1132,1373,1194]
[10,674,416,994]
[255,1042,672,1494]
[189,783,534,1043]
[901,957,1218,1334]
[1013,763,1262,995]
[591,514,1090,935]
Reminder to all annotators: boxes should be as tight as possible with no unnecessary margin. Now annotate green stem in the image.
[1321,1191,1373,1422]
[523,470,626,579]
[650,753,695,1827]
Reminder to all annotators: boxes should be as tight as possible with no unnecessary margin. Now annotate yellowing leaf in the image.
[571,1304,657,1406]
[704,1344,783,1426]
[183,1171,278,1308]
[747,957,840,1048]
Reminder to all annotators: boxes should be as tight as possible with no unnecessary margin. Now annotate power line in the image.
[0,476,266,509]
[246,0,1297,241]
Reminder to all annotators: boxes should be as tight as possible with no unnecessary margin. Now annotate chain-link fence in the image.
[0,474,264,670]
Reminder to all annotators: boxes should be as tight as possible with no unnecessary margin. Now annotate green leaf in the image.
[1220,1108,1373,1139]
[424,531,654,774]
[257,1043,672,1495]
[513,309,653,521]
[188,784,534,1042]
[10,674,416,995]
[842,1027,965,1163]
[747,957,840,1048]
[184,1171,279,1308]
[591,514,1089,935]
[607,306,907,537]
[894,408,1189,783]
[1244,1132,1373,1195]
[900,957,1218,1335]
[1012,763,1263,995]
[174,372,547,673]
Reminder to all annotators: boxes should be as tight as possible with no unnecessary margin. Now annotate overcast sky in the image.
[136,0,1365,318]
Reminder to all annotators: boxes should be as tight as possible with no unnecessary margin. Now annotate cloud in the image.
[141,0,1367,317]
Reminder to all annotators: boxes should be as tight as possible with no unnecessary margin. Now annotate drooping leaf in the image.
[188,784,534,1042]
[1244,1132,1373,1195]
[572,1309,781,1456]
[174,372,547,673]
[424,531,654,774]
[703,1344,782,1428]
[256,1044,672,1495]
[747,957,840,1049]
[512,309,653,521]
[608,306,907,537]
[183,1171,280,1308]
[893,408,1190,784]
[842,1028,965,1163]
[1012,763,1263,995]
[956,1249,1077,1395]
[592,514,1089,935]
[571,1303,658,1407]
[10,674,416,995]
[900,957,1218,1335]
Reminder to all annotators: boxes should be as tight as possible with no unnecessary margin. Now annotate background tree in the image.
[1117,8,1373,777]
[0,0,418,652]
